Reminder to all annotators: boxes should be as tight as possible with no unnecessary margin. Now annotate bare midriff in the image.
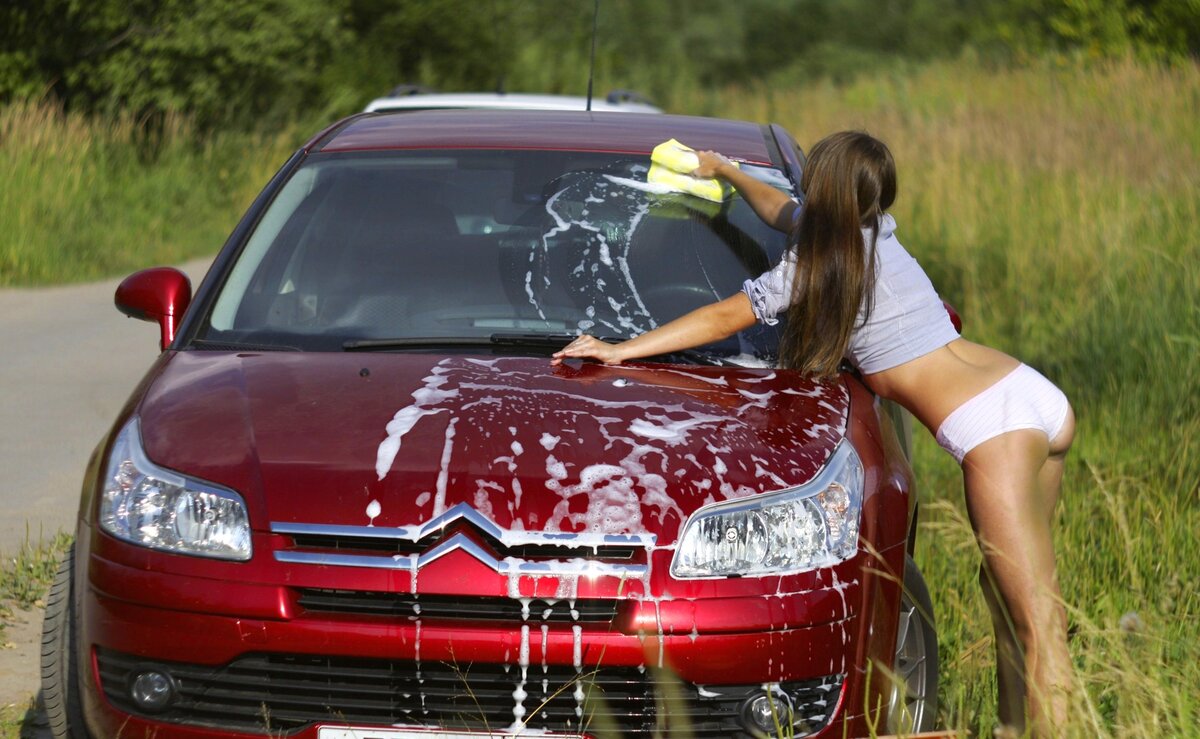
[862,338,1022,435]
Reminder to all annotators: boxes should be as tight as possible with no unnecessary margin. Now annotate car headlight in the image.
[99,418,252,561]
[671,442,863,578]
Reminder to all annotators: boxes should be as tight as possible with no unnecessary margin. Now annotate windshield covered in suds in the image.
[199,150,793,363]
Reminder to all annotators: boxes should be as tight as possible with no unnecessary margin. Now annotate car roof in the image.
[310,110,780,166]
[363,92,662,115]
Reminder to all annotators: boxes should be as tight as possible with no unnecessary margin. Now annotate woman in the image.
[551,131,1075,736]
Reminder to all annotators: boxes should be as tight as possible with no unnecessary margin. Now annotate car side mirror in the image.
[942,301,963,333]
[115,268,192,351]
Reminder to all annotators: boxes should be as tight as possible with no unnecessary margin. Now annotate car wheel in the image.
[41,543,90,738]
[886,555,939,734]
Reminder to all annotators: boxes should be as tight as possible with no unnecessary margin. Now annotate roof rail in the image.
[387,84,436,97]
[605,89,656,106]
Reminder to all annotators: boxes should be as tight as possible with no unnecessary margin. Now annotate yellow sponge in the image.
[651,138,702,173]
[647,164,733,203]
[647,138,737,203]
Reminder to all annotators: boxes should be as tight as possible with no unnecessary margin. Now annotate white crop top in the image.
[742,213,960,375]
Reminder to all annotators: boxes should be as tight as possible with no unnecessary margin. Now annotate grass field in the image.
[0,103,294,286]
[1,56,1197,736]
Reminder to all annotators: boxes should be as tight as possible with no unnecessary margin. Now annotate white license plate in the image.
[318,728,584,739]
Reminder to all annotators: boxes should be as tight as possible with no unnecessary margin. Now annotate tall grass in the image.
[709,57,1200,736]
[0,101,296,285]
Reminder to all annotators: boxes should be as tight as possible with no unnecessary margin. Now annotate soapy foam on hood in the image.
[374,357,849,537]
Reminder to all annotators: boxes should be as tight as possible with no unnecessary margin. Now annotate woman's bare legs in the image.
[979,562,1027,730]
[962,411,1075,736]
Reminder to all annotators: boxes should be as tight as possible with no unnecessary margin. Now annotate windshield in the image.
[197,150,792,363]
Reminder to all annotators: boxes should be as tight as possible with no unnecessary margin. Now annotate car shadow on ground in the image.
[16,694,50,738]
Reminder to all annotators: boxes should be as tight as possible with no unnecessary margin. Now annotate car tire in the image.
[886,555,939,734]
[40,543,90,738]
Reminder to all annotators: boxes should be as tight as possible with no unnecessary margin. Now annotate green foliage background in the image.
[2,0,1198,129]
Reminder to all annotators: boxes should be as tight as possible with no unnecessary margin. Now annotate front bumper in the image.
[83,589,859,738]
[78,469,907,739]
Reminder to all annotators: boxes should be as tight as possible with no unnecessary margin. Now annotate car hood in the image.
[137,352,849,542]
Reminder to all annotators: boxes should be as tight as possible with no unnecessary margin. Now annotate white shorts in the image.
[935,364,1070,464]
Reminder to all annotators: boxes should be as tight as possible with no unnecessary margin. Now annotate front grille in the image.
[96,649,843,737]
[297,589,620,624]
[287,530,641,563]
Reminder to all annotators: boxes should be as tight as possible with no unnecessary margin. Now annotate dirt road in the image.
[0,258,211,723]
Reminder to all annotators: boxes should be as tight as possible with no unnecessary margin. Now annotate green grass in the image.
[1,56,1197,737]
[0,702,36,739]
[0,530,72,631]
[0,534,68,607]
[0,101,296,285]
[0,532,71,738]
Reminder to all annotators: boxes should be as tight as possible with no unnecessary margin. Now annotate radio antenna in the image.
[585,0,599,111]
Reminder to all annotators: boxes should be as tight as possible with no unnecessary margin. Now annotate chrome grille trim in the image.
[272,503,654,575]
[274,531,649,578]
[271,502,656,548]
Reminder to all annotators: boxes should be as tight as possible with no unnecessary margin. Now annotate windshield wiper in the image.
[190,338,301,352]
[488,332,579,347]
[344,333,588,352]
[343,337,495,351]
[647,348,729,367]
[343,333,729,365]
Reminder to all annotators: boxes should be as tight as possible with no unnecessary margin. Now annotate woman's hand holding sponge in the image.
[647,139,739,203]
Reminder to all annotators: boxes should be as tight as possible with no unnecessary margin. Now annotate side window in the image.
[209,167,320,330]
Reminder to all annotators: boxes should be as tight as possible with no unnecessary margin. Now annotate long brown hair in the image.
[778,131,896,378]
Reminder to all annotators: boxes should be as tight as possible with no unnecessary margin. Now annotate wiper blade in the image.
[343,337,495,351]
[348,338,496,352]
[190,339,301,352]
[646,348,730,367]
[488,332,579,347]
[344,333,592,352]
[343,333,729,365]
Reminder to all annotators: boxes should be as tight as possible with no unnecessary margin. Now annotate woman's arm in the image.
[694,151,798,232]
[551,292,758,365]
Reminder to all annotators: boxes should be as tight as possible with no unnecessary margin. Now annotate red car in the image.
[42,110,939,738]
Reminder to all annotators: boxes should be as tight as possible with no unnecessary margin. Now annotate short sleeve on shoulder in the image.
[741,253,796,325]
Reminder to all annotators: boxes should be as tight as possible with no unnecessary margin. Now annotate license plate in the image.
[318,728,584,739]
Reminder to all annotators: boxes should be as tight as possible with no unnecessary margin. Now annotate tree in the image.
[0,0,347,128]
